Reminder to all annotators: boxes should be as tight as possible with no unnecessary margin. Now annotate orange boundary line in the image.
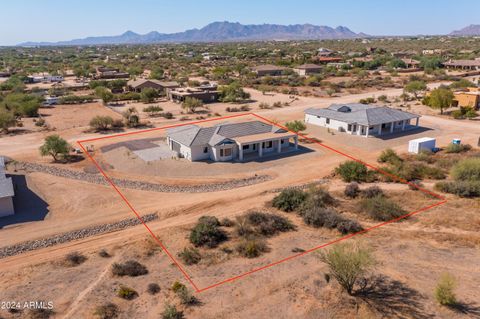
[77,112,447,293]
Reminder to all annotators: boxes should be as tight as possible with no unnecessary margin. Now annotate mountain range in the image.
[19,21,367,46]
[449,24,480,36]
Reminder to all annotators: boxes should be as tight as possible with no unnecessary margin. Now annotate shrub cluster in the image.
[335,161,374,182]
[161,303,183,319]
[117,285,138,300]
[359,196,406,221]
[63,252,87,267]
[111,260,148,277]
[178,247,202,265]
[344,182,360,198]
[435,180,480,198]
[272,188,308,212]
[243,211,295,236]
[361,186,384,198]
[235,237,269,258]
[302,207,362,234]
[189,216,227,248]
[94,303,118,319]
[435,157,480,197]
[444,143,472,154]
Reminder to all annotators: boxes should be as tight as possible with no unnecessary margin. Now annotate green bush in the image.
[378,148,402,165]
[335,161,369,182]
[451,157,480,181]
[434,273,457,306]
[272,188,308,212]
[236,237,268,258]
[178,247,201,265]
[94,303,118,319]
[161,304,183,319]
[360,196,406,221]
[189,216,227,248]
[176,286,198,305]
[117,285,138,300]
[111,260,148,277]
[435,180,480,197]
[444,143,472,154]
[244,211,295,236]
[300,186,336,211]
[171,281,186,293]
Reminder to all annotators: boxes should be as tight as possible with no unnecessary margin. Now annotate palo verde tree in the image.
[181,97,203,113]
[39,135,71,162]
[404,80,427,99]
[285,120,306,133]
[0,109,16,133]
[94,86,114,105]
[423,86,454,114]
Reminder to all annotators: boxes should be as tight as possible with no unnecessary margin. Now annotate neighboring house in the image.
[401,58,421,69]
[444,59,480,71]
[252,64,287,76]
[305,103,420,137]
[94,67,129,79]
[293,64,322,76]
[26,73,63,83]
[314,56,343,64]
[317,48,335,57]
[43,96,59,106]
[127,79,179,93]
[166,121,299,162]
[168,84,219,103]
[453,87,480,109]
[0,157,14,218]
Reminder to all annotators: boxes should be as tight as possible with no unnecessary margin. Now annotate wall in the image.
[0,197,14,218]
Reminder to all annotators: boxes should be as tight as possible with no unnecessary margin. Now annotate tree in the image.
[1,93,41,117]
[319,242,376,295]
[89,115,114,131]
[95,86,114,105]
[285,120,306,133]
[218,82,250,102]
[149,67,164,80]
[0,109,16,133]
[123,107,140,128]
[39,135,70,162]
[181,97,203,113]
[140,87,159,103]
[424,87,454,114]
[388,58,407,69]
[404,80,427,99]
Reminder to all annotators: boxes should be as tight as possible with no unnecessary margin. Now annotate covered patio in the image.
[235,132,298,162]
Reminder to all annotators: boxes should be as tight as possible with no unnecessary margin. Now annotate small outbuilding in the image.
[0,157,14,218]
[408,137,436,154]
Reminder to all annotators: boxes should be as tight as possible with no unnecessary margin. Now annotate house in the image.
[453,87,480,109]
[166,121,299,162]
[317,48,335,57]
[401,58,421,69]
[305,103,421,137]
[26,73,63,83]
[293,64,322,76]
[0,157,14,218]
[127,79,179,93]
[94,67,129,79]
[168,84,219,103]
[252,64,287,76]
[43,96,59,106]
[314,56,343,64]
[443,59,480,71]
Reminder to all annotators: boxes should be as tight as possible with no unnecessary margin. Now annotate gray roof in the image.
[0,157,14,198]
[167,121,282,147]
[305,103,420,126]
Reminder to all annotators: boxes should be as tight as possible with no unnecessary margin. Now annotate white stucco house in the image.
[305,103,421,137]
[0,157,15,217]
[166,121,299,162]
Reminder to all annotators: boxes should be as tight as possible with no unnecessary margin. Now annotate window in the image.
[224,148,232,156]
[242,145,249,150]
[203,147,208,153]
[347,124,352,131]
[262,141,273,148]
[326,118,330,124]
[281,139,285,144]
[220,149,224,157]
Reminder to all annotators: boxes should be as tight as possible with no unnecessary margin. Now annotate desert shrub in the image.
[302,207,344,229]
[360,196,406,221]
[361,186,384,198]
[94,303,118,319]
[244,211,295,236]
[408,179,424,191]
[98,249,111,258]
[319,242,376,295]
[300,186,336,211]
[344,182,360,198]
[337,220,363,235]
[147,283,161,295]
[416,150,435,163]
[117,285,138,300]
[451,158,480,181]
[63,252,87,267]
[335,161,369,182]
[236,237,268,258]
[28,308,55,319]
[444,143,471,154]
[435,180,480,197]
[378,148,402,165]
[189,216,227,248]
[235,215,254,237]
[272,188,308,212]
[178,247,201,265]
[176,286,199,305]
[111,260,148,277]
[434,273,457,306]
[171,281,186,293]
[220,217,234,227]
[161,304,183,319]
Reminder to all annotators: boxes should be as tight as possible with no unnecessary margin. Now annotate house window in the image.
[242,145,249,150]
[281,139,285,144]
[326,118,330,124]
[347,124,352,131]
[224,148,232,156]
[203,147,208,153]
[262,141,273,148]
[220,149,223,157]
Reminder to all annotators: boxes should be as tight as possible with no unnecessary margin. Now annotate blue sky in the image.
[1,0,479,45]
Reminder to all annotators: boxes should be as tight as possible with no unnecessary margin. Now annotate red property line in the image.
[77,112,447,293]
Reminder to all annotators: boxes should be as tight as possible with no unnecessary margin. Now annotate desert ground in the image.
[1,84,479,319]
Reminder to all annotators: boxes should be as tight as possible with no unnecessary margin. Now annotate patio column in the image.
[258,142,263,157]
[390,122,394,133]
[402,120,406,131]
[366,126,369,137]
[239,143,243,161]
[378,125,382,136]
[277,139,282,153]
[415,118,419,127]
[294,136,298,150]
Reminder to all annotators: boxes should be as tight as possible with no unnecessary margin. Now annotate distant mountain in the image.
[449,24,480,36]
[19,21,367,46]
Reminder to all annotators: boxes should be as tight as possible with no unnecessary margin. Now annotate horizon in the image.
[2,0,480,45]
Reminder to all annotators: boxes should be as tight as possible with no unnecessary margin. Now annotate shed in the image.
[408,137,436,154]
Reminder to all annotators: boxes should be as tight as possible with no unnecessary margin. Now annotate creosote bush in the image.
[272,188,307,212]
[344,182,360,198]
[244,211,295,236]
[63,251,87,267]
[359,196,406,221]
[147,283,161,295]
[378,148,402,165]
[236,237,269,258]
[111,260,148,277]
[189,215,227,248]
[161,303,183,319]
[361,186,384,198]
[335,161,373,183]
[444,143,471,154]
[178,247,202,265]
[94,302,118,319]
[117,285,138,300]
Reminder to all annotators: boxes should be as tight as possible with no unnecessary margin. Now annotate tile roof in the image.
[305,103,420,126]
